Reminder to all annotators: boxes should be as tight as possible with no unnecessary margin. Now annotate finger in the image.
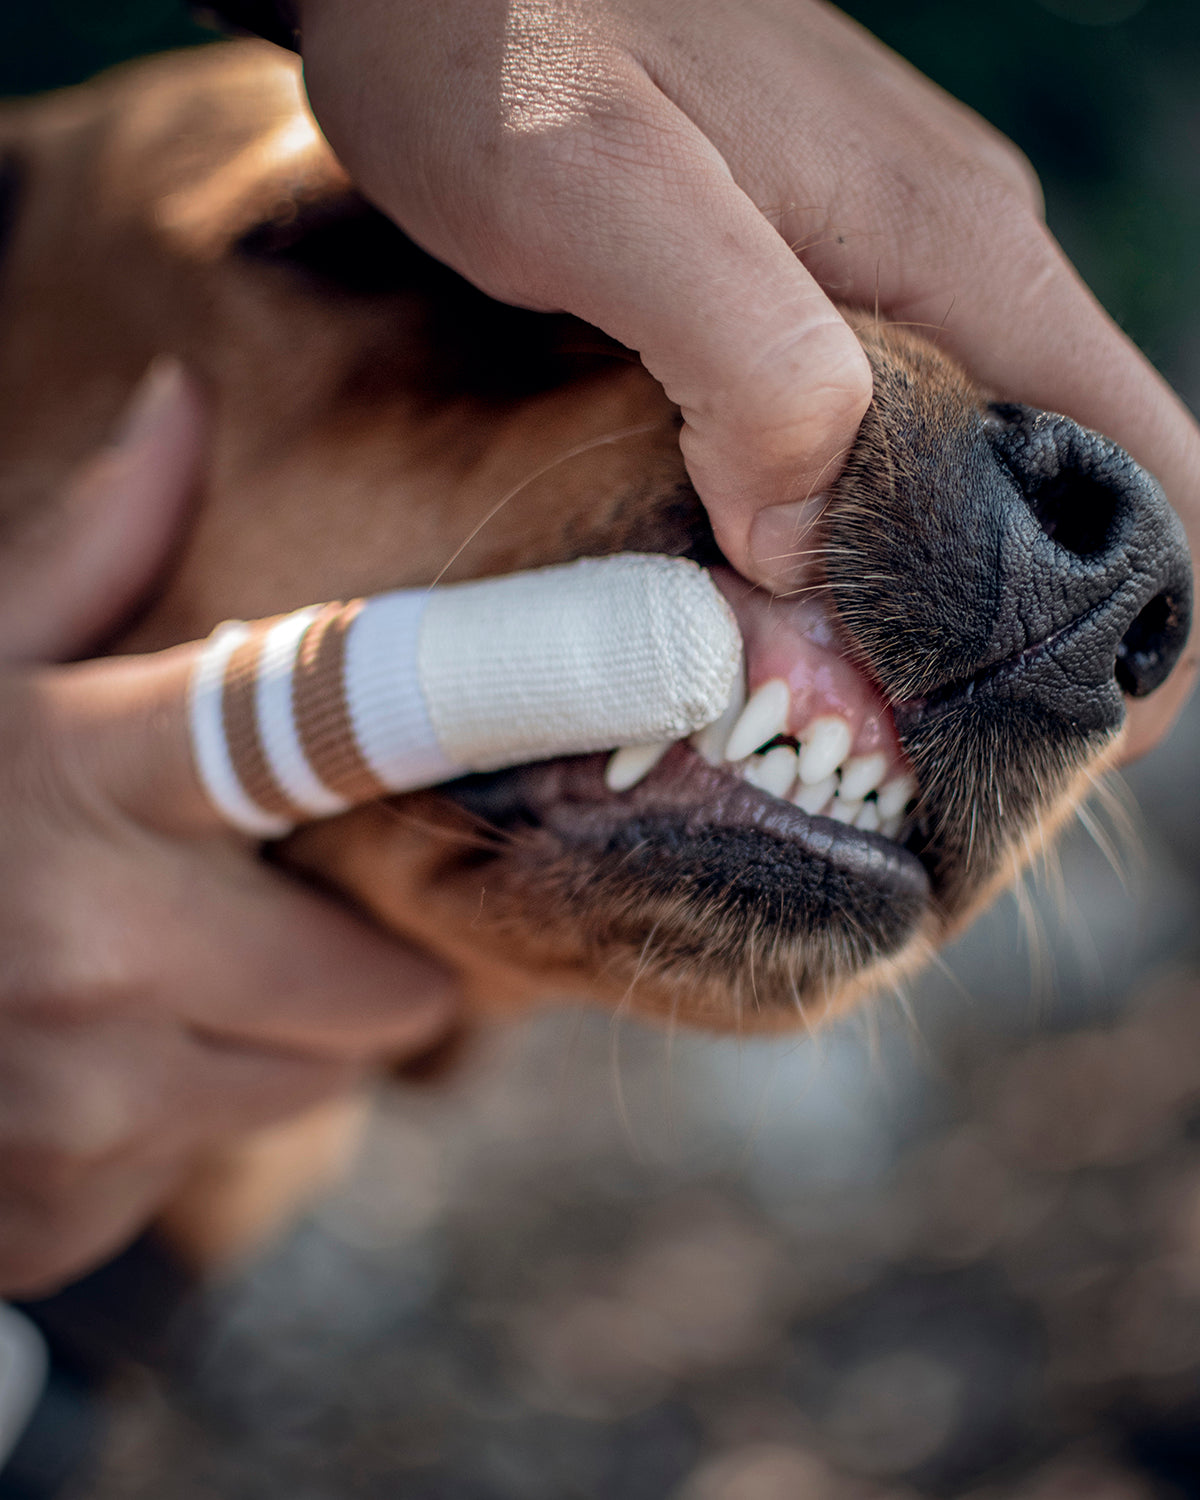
[41,554,745,839]
[330,67,873,589]
[0,1155,185,1296]
[524,107,872,584]
[1,803,458,1058]
[0,359,206,665]
[0,1011,362,1173]
[154,850,458,1057]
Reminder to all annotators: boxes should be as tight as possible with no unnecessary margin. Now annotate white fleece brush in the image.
[189,553,743,837]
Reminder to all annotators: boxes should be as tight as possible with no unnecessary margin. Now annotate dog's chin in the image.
[444,742,932,1024]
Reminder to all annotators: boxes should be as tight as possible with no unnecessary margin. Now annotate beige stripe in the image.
[221,618,306,823]
[293,600,390,805]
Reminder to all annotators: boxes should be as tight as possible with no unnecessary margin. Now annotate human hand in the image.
[296,0,1200,762]
[0,365,455,1295]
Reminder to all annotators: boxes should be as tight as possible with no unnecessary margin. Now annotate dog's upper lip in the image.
[448,743,931,906]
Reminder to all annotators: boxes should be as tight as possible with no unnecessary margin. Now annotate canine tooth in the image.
[876,773,917,819]
[854,800,880,832]
[838,752,888,801]
[880,813,903,839]
[797,716,852,785]
[791,774,837,815]
[690,670,747,766]
[744,744,799,798]
[605,741,672,792]
[723,678,790,762]
[830,796,862,824]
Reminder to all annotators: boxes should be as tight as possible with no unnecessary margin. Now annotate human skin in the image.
[0,365,456,1294]
[298,0,1200,762]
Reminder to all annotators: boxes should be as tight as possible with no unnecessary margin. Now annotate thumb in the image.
[0,359,205,664]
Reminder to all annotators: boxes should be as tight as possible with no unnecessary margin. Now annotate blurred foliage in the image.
[838,0,1200,390]
[1,0,1197,384]
[0,1,214,96]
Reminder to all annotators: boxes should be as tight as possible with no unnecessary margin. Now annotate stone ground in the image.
[70,689,1200,1499]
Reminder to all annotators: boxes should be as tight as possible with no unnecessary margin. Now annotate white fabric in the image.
[189,555,744,836]
[344,588,459,790]
[256,607,350,817]
[416,554,742,772]
[189,621,293,838]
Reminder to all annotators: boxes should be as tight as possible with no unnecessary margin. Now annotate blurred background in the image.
[5,1,1200,1495]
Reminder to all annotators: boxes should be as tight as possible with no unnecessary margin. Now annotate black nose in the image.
[983,403,1192,728]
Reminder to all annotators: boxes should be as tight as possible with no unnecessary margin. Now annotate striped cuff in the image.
[189,595,459,838]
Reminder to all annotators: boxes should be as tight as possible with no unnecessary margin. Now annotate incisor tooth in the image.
[723,678,790,762]
[690,669,747,765]
[830,796,862,824]
[791,774,837,815]
[797,716,852,785]
[605,740,672,792]
[876,773,917,819]
[880,813,903,840]
[839,752,887,802]
[854,800,880,832]
[744,744,799,798]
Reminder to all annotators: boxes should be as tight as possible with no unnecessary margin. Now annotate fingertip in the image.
[679,314,873,588]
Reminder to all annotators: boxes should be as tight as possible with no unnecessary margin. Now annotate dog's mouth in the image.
[447,556,933,954]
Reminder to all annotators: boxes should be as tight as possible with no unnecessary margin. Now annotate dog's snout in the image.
[985,403,1192,720]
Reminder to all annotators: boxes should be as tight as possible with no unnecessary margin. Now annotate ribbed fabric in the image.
[344,590,454,792]
[190,622,295,838]
[419,555,742,773]
[188,555,743,837]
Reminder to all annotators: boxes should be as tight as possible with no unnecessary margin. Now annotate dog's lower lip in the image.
[446,743,931,906]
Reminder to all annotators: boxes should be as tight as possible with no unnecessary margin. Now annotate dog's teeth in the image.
[838,752,888,802]
[879,812,903,840]
[691,671,747,766]
[744,744,799,798]
[605,741,672,792]
[791,774,837,815]
[854,800,880,832]
[876,773,917,819]
[797,716,852,785]
[830,795,862,824]
[723,678,790,762]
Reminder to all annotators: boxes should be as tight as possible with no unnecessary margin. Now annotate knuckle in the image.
[946,139,1046,231]
[981,136,1046,217]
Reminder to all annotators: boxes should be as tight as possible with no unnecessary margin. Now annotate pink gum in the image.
[713,567,905,766]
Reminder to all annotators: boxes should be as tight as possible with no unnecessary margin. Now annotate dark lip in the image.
[445,742,931,909]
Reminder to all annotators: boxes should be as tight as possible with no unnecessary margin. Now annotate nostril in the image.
[1115,589,1190,698]
[987,402,1130,560]
[1024,469,1122,558]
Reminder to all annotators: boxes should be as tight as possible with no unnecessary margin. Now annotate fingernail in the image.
[748,496,828,592]
[112,356,184,450]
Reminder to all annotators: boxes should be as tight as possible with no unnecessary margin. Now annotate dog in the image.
[0,41,1191,1259]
